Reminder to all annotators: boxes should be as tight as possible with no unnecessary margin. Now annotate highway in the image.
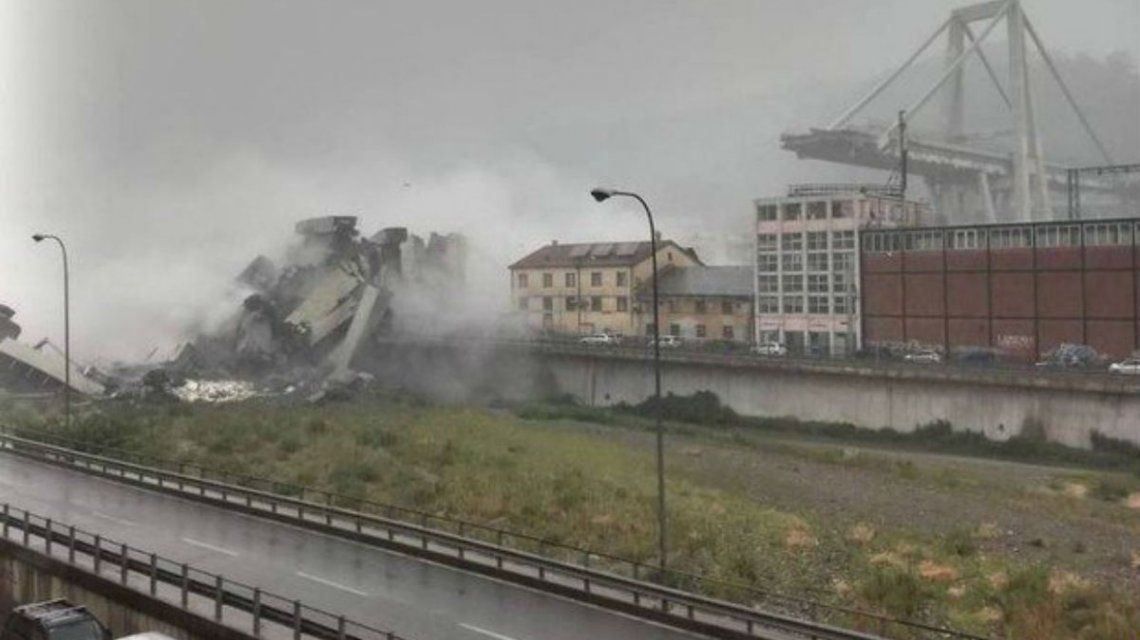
[0,453,709,640]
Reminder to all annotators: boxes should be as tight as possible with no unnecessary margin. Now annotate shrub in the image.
[858,566,932,618]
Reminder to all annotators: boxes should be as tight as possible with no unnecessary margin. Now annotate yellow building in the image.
[637,266,755,343]
[509,240,702,336]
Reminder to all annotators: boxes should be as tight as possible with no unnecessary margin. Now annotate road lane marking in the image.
[295,571,369,597]
[90,511,139,527]
[459,623,520,640]
[181,537,240,557]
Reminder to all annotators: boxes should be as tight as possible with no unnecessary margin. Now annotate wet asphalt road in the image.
[0,453,708,640]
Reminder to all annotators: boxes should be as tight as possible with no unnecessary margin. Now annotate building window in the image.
[757,233,777,251]
[807,252,829,272]
[757,274,778,292]
[782,274,804,292]
[669,324,681,336]
[616,296,628,312]
[518,273,528,288]
[781,232,803,251]
[782,203,802,220]
[757,253,778,272]
[721,301,733,315]
[695,300,707,314]
[989,227,1032,249]
[1084,222,1132,246]
[948,229,980,250]
[807,231,828,251]
[832,230,855,250]
[781,253,803,272]
[565,272,576,287]
[833,295,849,315]
[865,232,902,253]
[566,296,578,310]
[1036,224,1080,247]
[667,299,679,313]
[542,296,553,311]
[807,274,829,293]
[696,324,707,338]
[782,296,804,313]
[904,230,942,251]
[590,272,603,286]
[808,295,829,314]
[616,271,628,287]
[518,297,528,311]
[757,296,779,313]
[591,296,603,312]
[646,323,655,336]
[832,272,849,292]
[757,204,778,221]
[722,325,734,340]
[807,201,827,219]
[543,273,553,288]
[831,200,853,218]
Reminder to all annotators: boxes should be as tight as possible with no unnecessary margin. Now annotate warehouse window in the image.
[1084,222,1132,246]
[518,273,528,288]
[590,296,603,311]
[722,325,734,340]
[782,295,804,313]
[831,200,854,218]
[864,232,901,253]
[807,252,829,272]
[757,204,778,221]
[782,253,803,272]
[757,233,778,251]
[832,272,849,293]
[1036,224,1080,247]
[832,230,856,250]
[757,296,779,313]
[543,296,553,311]
[669,324,681,336]
[807,231,828,251]
[591,272,602,286]
[616,272,628,287]
[757,274,778,292]
[833,252,854,272]
[833,295,849,314]
[566,296,577,310]
[807,201,827,219]
[565,272,576,287]
[989,227,1031,248]
[696,324,707,338]
[948,228,981,250]
[616,296,628,312]
[782,274,804,292]
[807,274,829,292]
[543,273,553,288]
[757,253,778,272]
[905,230,943,251]
[721,301,734,315]
[782,203,802,220]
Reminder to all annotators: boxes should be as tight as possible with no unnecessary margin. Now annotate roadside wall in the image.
[366,341,1140,448]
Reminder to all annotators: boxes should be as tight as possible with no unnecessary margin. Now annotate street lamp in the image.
[32,233,70,428]
[589,187,667,571]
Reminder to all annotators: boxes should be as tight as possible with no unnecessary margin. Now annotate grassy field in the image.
[3,392,1138,639]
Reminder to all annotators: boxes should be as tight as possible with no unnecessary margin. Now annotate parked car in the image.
[579,333,619,346]
[1,599,111,640]
[903,349,942,364]
[751,341,787,357]
[1109,358,1140,374]
[648,335,682,348]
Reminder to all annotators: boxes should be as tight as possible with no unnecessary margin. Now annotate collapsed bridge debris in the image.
[0,305,105,396]
[169,215,466,396]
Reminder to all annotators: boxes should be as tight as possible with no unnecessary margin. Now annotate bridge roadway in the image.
[0,453,706,640]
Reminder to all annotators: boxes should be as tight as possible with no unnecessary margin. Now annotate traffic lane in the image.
[0,454,704,640]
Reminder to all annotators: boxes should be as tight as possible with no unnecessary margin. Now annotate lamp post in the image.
[32,233,70,428]
[589,187,667,571]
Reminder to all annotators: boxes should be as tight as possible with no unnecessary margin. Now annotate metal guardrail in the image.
[0,502,409,640]
[0,432,990,640]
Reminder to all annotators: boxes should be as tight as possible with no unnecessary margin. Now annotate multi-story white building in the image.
[753,185,927,356]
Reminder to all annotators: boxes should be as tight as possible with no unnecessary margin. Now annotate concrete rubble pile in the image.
[162,215,466,402]
[0,304,105,397]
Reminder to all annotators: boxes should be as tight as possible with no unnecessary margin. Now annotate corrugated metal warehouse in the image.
[859,218,1140,360]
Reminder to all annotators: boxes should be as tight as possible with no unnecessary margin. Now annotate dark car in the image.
[1,600,110,640]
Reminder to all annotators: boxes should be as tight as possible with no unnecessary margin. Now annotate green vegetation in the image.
[2,391,1137,639]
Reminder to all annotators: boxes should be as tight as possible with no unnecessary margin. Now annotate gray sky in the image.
[2,0,1138,361]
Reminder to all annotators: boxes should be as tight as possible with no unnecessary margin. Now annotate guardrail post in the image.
[93,535,101,572]
[68,526,75,563]
[120,543,129,583]
[252,588,261,635]
[22,510,29,546]
[179,563,189,607]
[215,575,224,620]
[293,600,302,639]
[149,553,157,595]
[337,615,346,640]
[2,504,8,538]
[44,518,52,554]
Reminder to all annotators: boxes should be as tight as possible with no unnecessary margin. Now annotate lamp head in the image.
[590,187,617,203]
[32,234,45,242]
